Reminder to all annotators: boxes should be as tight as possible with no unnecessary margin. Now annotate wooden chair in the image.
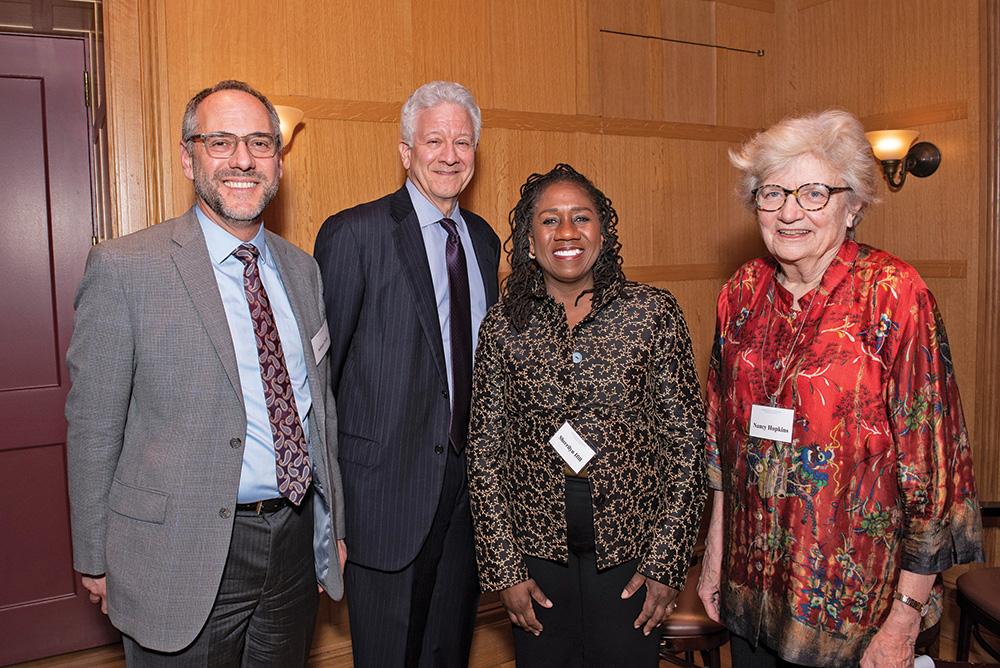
[659,556,730,668]
[915,620,940,656]
[956,502,1000,662]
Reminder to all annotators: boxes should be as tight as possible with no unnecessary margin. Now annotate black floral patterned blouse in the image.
[467,279,707,592]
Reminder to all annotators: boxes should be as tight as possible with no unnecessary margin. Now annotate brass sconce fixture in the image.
[864,129,941,191]
[274,105,304,150]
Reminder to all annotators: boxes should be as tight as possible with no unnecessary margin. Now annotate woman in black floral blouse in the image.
[466,163,707,667]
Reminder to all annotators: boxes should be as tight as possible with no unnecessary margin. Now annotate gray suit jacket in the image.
[314,186,500,571]
[65,209,345,652]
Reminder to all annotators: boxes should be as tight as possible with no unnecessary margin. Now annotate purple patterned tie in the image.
[439,218,472,454]
[233,243,311,505]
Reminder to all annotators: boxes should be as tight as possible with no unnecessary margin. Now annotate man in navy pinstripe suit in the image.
[314,81,500,668]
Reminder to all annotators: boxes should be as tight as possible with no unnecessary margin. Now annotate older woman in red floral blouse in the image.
[697,109,983,668]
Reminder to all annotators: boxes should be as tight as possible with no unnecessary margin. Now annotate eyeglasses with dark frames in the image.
[752,183,852,212]
[185,132,278,159]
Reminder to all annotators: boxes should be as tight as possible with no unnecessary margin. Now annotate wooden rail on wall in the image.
[498,259,966,283]
[269,95,760,143]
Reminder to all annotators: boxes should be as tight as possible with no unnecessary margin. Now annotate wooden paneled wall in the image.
[102,0,998,663]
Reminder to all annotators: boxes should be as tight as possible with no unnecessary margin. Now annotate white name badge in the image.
[311,321,331,362]
[549,421,596,473]
[749,404,794,443]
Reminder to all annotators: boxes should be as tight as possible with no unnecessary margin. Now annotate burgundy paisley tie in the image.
[439,218,472,454]
[233,243,311,505]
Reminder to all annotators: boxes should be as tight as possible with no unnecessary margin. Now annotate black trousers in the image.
[513,477,661,668]
[345,447,481,668]
[123,497,319,667]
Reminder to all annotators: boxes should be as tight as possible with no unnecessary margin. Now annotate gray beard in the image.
[193,170,279,229]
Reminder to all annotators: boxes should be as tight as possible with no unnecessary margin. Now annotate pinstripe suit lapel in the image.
[390,187,448,385]
[170,210,243,403]
[464,210,499,305]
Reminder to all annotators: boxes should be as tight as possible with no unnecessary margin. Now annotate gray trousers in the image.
[123,498,319,667]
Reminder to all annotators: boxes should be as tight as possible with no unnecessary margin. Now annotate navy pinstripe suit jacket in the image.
[314,186,500,570]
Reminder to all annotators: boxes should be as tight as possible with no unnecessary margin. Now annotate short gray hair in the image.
[730,109,881,230]
[181,80,283,154]
[400,81,481,146]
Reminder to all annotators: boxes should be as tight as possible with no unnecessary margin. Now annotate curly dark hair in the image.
[502,163,624,331]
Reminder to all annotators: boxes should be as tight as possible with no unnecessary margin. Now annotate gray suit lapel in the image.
[390,188,448,385]
[170,211,243,403]
[265,231,325,443]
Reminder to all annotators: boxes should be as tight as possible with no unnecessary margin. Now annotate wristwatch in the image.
[893,591,928,617]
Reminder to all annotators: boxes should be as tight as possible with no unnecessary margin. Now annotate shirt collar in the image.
[405,179,464,230]
[193,205,271,268]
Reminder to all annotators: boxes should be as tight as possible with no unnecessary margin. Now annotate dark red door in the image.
[0,33,119,664]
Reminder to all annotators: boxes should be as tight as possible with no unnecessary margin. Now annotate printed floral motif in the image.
[468,281,707,592]
[706,241,982,666]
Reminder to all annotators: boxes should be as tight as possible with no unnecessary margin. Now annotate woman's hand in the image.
[697,489,725,622]
[860,570,934,668]
[499,578,552,636]
[859,606,919,668]
[622,573,679,636]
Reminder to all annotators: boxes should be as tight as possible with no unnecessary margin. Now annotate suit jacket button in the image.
[434,445,444,454]
[219,508,231,518]
[229,438,242,448]
[441,389,448,398]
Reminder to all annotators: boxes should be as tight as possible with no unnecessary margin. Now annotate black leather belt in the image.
[235,497,290,514]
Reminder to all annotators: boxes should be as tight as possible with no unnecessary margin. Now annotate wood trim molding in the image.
[269,95,761,143]
[709,0,775,12]
[498,259,966,283]
[103,0,150,236]
[975,0,1000,519]
[860,102,969,132]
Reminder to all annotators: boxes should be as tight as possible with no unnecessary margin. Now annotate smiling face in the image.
[398,102,476,216]
[180,89,282,241]
[757,153,861,283]
[529,181,603,299]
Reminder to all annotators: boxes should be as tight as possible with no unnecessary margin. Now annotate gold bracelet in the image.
[892,591,927,616]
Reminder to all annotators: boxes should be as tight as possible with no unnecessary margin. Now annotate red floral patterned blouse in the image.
[706,240,983,666]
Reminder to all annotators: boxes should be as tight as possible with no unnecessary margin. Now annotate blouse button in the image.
[571,351,583,364]
[755,561,763,571]
[594,493,607,508]
[755,509,763,521]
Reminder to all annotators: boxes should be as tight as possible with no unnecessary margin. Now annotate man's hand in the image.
[81,575,108,615]
[498,578,552,636]
[337,539,347,575]
[622,573,679,636]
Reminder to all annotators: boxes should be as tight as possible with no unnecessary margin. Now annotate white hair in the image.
[400,81,481,146]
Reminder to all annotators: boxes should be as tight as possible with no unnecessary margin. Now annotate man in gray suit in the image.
[65,80,345,666]
[314,81,500,667]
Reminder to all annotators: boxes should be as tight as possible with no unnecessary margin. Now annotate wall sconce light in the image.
[864,129,941,191]
[274,105,305,150]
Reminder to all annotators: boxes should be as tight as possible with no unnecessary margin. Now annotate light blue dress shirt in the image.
[405,180,488,405]
[195,206,312,503]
